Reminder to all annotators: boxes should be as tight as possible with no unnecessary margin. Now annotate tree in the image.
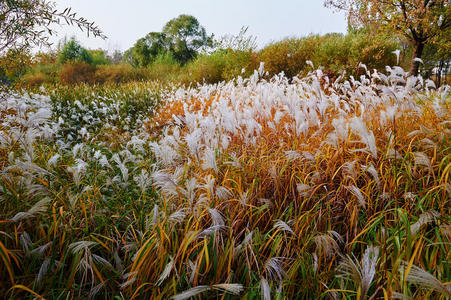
[0,0,105,55]
[162,14,213,64]
[58,38,92,64]
[124,32,167,67]
[325,0,450,76]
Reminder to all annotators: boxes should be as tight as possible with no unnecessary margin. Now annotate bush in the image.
[94,64,147,84]
[147,53,181,82]
[258,36,323,78]
[90,49,110,66]
[21,72,47,87]
[59,62,95,85]
[221,49,258,81]
[178,52,226,85]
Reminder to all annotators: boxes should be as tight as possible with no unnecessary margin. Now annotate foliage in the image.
[0,66,449,299]
[57,38,93,64]
[258,33,398,79]
[0,49,31,82]
[89,49,110,66]
[0,0,104,55]
[258,36,323,78]
[162,14,213,65]
[324,0,451,75]
[94,64,148,84]
[124,15,213,67]
[124,32,168,67]
[58,62,95,84]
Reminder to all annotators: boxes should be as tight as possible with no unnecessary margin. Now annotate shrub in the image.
[21,72,47,87]
[258,36,323,78]
[147,53,181,82]
[221,49,258,81]
[90,49,110,66]
[59,62,95,84]
[178,52,226,85]
[94,64,148,84]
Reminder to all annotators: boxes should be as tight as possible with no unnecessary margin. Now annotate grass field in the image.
[0,65,450,299]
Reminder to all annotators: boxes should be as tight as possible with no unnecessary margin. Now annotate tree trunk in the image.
[409,41,425,77]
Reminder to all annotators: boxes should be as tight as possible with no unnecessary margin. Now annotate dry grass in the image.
[0,67,449,299]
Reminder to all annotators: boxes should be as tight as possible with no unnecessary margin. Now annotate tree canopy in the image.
[125,14,213,67]
[162,14,213,64]
[0,0,105,55]
[325,0,450,75]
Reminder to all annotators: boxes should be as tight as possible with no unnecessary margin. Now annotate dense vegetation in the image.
[0,1,450,299]
[1,64,450,299]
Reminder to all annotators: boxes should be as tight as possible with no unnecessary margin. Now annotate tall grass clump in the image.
[0,64,449,299]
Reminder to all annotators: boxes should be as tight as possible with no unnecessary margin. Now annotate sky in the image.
[49,0,348,52]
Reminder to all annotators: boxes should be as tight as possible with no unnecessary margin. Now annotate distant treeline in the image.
[1,15,449,88]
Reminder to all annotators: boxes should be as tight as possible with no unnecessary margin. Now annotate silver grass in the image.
[337,246,379,299]
[171,283,243,300]
[346,185,366,208]
[350,117,377,159]
[201,147,218,173]
[157,256,174,286]
[313,231,343,258]
[410,210,440,235]
[30,241,52,257]
[168,209,187,224]
[36,258,51,288]
[234,230,253,255]
[215,186,232,200]
[92,254,113,269]
[11,197,50,222]
[273,219,295,235]
[284,150,301,161]
[68,241,98,255]
[361,164,380,187]
[413,152,433,172]
[260,278,271,300]
[296,183,311,197]
[391,292,411,299]
[47,153,60,168]
[208,208,225,227]
[264,257,286,281]
[400,262,451,296]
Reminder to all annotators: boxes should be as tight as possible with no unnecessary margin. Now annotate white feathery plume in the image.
[273,219,295,235]
[157,256,174,286]
[337,246,379,299]
[47,153,60,168]
[264,257,286,281]
[260,277,271,300]
[168,209,187,224]
[171,283,243,300]
[68,241,98,255]
[400,262,451,296]
[208,208,225,227]
[346,185,366,208]
[349,117,377,159]
[392,50,401,65]
[413,152,433,172]
[410,210,439,235]
[10,198,50,222]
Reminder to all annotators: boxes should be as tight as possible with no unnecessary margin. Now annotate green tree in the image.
[325,0,450,76]
[162,14,213,65]
[124,32,167,67]
[58,38,92,64]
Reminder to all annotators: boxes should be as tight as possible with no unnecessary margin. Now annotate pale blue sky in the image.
[50,0,348,52]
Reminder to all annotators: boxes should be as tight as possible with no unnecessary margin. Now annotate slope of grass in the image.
[0,66,450,299]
